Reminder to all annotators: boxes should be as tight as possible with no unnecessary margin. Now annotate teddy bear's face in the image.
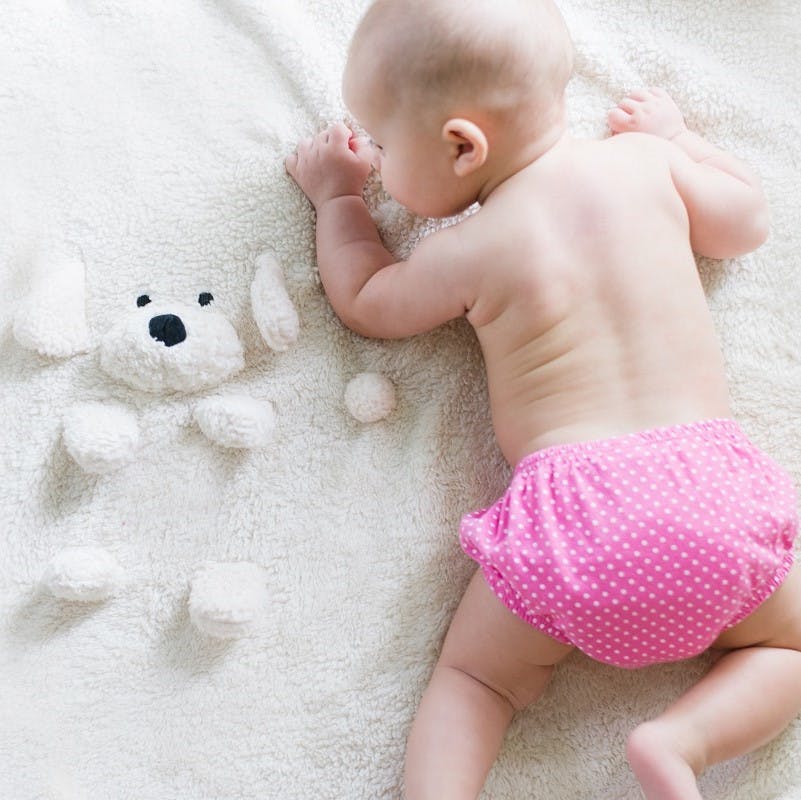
[99,293,245,393]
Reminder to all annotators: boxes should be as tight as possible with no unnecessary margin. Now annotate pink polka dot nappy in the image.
[460,419,798,669]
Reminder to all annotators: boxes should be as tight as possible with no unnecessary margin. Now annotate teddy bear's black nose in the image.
[149,314,187,347]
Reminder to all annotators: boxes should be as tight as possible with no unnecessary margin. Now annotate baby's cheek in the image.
[377,163,397,194]
[381,173,412,208]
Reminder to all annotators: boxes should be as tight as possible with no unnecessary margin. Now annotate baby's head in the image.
[343,0,574,217]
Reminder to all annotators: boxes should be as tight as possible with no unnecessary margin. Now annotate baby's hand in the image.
[607,88,687,140]
[285,122,373,209]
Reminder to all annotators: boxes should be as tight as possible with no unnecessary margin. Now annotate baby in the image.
[285,0,801,797]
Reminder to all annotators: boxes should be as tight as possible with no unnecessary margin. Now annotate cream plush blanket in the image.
[2,1,800,798]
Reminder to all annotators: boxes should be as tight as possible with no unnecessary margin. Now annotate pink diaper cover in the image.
[460,419,798,669]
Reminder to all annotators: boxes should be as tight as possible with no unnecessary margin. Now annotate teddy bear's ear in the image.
[13,251,91,358]
[251,251,299,352]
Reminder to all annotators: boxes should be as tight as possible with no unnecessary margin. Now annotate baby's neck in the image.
[477,119,571,205]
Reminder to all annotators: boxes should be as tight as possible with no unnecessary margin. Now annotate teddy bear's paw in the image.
[41,546,123,602]
[251,251,299,352]
[193,395,276,448]
[345,372,397,422]
[13,253,91,359]
[188,561,270,639]
[63,402,140,473]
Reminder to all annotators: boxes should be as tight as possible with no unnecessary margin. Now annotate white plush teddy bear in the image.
[14,248,397,639]
[15,249,296,638]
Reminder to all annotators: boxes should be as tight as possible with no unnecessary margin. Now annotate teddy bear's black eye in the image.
[137,294,152,307]
[198,292,214,307]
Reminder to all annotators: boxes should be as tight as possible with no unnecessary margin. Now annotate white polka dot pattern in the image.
[459,419,798,669]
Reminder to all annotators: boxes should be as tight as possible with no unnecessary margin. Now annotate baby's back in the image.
[466,133,731,464]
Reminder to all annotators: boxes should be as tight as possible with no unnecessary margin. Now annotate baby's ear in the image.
[442,118,488,177]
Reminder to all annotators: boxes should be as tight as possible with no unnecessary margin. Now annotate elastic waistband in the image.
[514,418,745,475]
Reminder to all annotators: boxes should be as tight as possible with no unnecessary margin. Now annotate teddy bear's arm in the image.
[193,395,275,448]
[250,251,299,352]
[62,402,140,473]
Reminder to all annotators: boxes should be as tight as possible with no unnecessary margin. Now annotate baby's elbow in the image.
[698,202,770,260]
[338,303,393,340]
[337,307,374,338]
[342,314,381,339]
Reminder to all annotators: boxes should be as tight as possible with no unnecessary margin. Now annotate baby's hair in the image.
[350,0,574,126]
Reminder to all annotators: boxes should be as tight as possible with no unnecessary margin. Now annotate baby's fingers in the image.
[617,98,639,115]
[328,122,353,147]
[285,135,314,174]
[348,135,371,156]
[607,107,634,133]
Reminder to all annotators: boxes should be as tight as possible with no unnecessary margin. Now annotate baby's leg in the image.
[626,564,801,800]
[404,571,573,800]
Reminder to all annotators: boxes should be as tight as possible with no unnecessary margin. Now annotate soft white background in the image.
[1,1,800,798]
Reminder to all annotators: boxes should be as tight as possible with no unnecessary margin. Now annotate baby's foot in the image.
[607,87,687,140]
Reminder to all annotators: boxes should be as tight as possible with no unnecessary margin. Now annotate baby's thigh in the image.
[713,563,801,651]
[438,571,574,706]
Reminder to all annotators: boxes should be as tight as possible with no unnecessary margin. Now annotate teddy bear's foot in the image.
[188,561,270,639]
[193,395,275,448]
[41,546,122,602]
[251,251,299,352]
[62,402,140,473]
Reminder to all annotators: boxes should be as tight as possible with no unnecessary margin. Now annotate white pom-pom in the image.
[188,561,270,639]
[42,546,122,602]
[62,403,140,473]
[345,372,397,423]
[194,395,275,448]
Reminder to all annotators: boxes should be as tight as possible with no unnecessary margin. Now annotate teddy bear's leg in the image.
[251,251,299,352]
[188,561,270,639]
[13,252,91,358]
[62,402,140,473]
[41,546,122,602]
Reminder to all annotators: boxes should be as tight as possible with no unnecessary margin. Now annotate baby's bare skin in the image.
[456,129,732,464]
[286,91,762,467]
[286,9,798,794]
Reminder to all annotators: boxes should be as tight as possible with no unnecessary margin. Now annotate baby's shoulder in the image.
[449,205,527,277]
[601,131,674,164]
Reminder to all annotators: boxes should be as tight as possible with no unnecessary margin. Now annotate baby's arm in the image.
[609,88,769,259]
[285,123,474,338]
